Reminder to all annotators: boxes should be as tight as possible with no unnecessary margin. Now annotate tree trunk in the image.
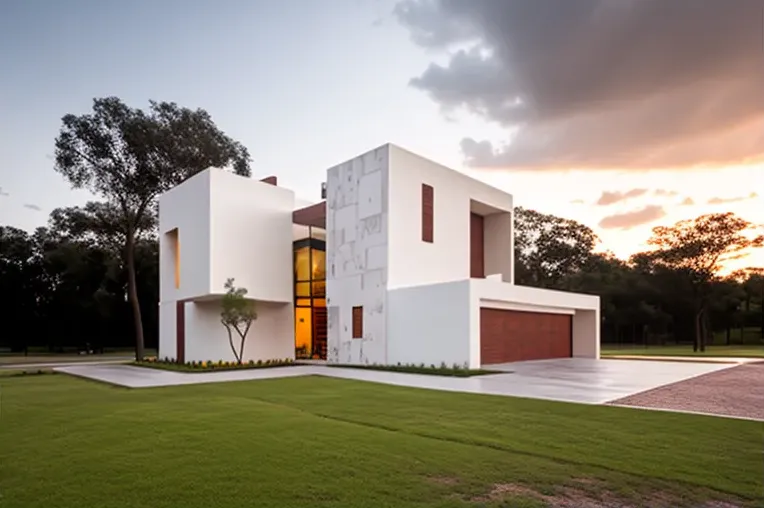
[693,311,701,352]
[224,325,238,363]
[125,231,145,361]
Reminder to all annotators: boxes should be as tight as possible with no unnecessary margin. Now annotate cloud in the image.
[707,192,758,204]
[23,203,42,211]
[598,205,666,230]
[396,0,764,170]
[596,188,648,206]
[570,199,585,205]
[654,189,679,197]
[680,197,695,206]
[0,187,8,197]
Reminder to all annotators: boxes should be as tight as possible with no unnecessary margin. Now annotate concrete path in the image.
[54,358,732,405]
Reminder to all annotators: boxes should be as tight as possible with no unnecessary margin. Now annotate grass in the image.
[326,363,501,377]
[0,349,155,366]
[131,359,294,373]
[0,375,761,507]
[602,344,764,358]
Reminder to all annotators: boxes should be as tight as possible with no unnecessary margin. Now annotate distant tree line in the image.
[0,97,762,356]
[513,208,764,349]
[1,206,761,354]
[1,219,158,353]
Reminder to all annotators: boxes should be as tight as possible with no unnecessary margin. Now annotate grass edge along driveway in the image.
[601,344,764,358]
[0,374,761,507]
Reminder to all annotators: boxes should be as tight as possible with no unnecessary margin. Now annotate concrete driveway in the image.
[54,358,734,405]
[481,358,733,404]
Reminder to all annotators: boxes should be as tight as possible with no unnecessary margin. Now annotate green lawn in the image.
[602,345,764,358]
[0,350,154,366]
[0,375,761,507]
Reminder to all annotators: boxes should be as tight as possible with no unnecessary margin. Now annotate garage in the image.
[480,308,572,364]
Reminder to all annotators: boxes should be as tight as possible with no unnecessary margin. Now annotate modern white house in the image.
[158,143,600,368]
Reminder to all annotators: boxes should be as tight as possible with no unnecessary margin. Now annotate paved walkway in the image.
[55,358,732,405]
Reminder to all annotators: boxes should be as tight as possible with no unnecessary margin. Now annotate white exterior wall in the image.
[159,168,295,302]
[183,300,294,363]
[385,277,600,369]
[159,170,212,303]
[386,144,513,289]
[484,212,514,283]
[387,280,471,368]
[208,169,294,302]
[158,168,296,362]
[326,146,389,365]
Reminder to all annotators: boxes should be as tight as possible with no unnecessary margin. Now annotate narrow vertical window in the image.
[352,306,363,338]
[421,183,434,243]
[167,229,180,289]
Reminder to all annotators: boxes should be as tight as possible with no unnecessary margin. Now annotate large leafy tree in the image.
[637,213,763,351]
[54,97,251,359]
[731,267,764,340]
[0,227,46,352]
[514,207,599,289]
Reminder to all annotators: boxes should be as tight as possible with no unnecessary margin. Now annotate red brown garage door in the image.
[480,308,572,364]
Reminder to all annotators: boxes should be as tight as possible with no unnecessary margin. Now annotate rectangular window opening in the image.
[421,183,434,243]
[352,306,363,339]
[167,229,180,289]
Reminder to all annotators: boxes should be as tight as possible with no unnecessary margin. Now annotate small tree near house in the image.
[220,278,257,364]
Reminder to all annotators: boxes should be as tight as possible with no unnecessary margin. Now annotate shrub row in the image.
[134,357,295,372]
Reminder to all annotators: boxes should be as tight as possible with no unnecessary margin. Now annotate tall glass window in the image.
[293,226,327,359]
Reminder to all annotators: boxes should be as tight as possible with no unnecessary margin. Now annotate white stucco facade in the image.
[159,143,601,368]
[158,169,296,363]
[325,144,600,368]
[325,146,389,364]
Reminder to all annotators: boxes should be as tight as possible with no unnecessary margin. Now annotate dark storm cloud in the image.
[395,0,764,170]
[596,188,648,206]
[599,205,666,230]
[708,192,759,204]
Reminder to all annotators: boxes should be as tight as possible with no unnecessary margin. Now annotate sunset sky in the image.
[1,0,762,270]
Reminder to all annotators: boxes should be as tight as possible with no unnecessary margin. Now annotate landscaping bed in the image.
[132,357,295,373]
[325,362,503,377]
